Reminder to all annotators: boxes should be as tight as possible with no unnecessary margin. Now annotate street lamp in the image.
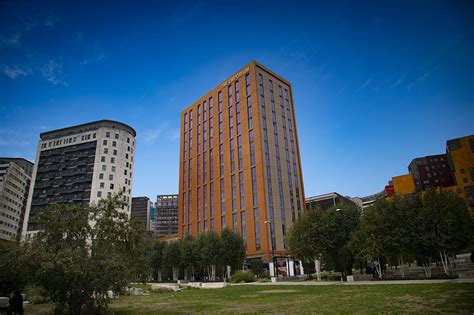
[264,220,276,277]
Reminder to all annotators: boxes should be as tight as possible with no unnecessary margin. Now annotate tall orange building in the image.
[178,61,305,264]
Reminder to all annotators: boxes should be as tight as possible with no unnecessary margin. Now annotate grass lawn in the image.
[25,283,474,314]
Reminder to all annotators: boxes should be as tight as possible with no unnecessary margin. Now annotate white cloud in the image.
[166,128,180,142]
[41,60,67,86]
[1,34,21,46]
[2,65,31,79]
[80,52,107,65]
[142,127,165,144]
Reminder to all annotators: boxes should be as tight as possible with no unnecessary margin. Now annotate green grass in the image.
[25,283,474,314]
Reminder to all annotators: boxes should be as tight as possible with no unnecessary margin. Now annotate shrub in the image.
[231,271,255,283]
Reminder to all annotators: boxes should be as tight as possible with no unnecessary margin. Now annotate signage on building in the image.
[220,66,250,88]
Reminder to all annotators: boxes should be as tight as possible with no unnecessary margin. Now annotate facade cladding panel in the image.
[178,61,305,261]
[408,154,454,191]
[156,194,178,237]
[22,120,136,240]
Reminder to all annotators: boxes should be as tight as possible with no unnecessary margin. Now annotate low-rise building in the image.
[306,192,356,211]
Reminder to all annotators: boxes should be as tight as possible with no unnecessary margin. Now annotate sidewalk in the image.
[231,278,474,286]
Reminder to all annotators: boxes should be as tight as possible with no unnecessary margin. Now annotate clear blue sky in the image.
[1,1,473,199]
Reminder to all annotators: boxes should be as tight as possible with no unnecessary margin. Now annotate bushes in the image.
[230,271,255,283]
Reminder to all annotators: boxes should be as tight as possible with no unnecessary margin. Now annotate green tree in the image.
[0,241,29,296]
[349,200,386,278]
[197,230,222,281]
[180,236,199,280]
[163,240,181,281]
[150,240,167,281]
[421,190,472,276]
[24,195,145,313]
[287,208,327,279]
[249,259,265,278]
[220,229,246,279]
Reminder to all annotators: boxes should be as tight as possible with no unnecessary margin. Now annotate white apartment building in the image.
[0,158,33,242]
[22,120,136,240]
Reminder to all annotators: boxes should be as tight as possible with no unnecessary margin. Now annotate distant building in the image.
[387,134,473,215]
[350,191,386,209]
[408,154,454,191]
[306,192,356,211]
[131,197,152,230]
[150,204,156,233]
[0,158,33,242]
[156,194,178,237]
[22,120,136,240]
[445,135,474,213]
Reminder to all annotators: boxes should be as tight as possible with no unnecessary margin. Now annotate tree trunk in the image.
[314,259,321,281]
[158,269,162,282]
[439,251,449,276]
[422,257,432,278]
[211,264,216,281]
[191,266,195,281]
[172,266,178,281]
[375,258,383,278]
[398,255,405,278]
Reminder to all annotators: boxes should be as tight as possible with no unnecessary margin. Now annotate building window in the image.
[101,156,106,162]
[112,141,117,147]
[218,91,222,112]
[113,149,117,156]
[247,95,253,129]
[110,157,115,163]
[249,130,255,166]
[111,166,116,172]
[251,167,258,206]
[109,174,113,180]
[110,183,114,189]
[106,132,110,138]
[103,140,107,145]
[100,182,105,188]
[97,191,102,197]
[447,139,461,150]
[102,165,106,171]
[219,144,224,177]
[99,173,104,179]
[254,207,260,249]
[228,85,233,106]
[104,148,108,154]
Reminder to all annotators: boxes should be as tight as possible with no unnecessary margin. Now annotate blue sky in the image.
[1,0,473,199]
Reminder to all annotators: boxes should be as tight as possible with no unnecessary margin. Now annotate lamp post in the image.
[264,220,276,277]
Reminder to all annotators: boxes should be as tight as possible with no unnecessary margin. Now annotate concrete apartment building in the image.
[0,158,33,242]
[387,134,474,214]
[156,194,178,237]
[131,196,152,230]
[178,61,305,269]
[22,120,136,240]
[306,192,356,211]
[445,135,474,213]
[408,154,454,191]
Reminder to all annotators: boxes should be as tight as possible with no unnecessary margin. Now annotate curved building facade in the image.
[22,120,136,240]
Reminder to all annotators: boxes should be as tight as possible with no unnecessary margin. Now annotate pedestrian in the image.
[6,291,23,315]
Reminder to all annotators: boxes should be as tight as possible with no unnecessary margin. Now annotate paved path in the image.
[231,278,474,286]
